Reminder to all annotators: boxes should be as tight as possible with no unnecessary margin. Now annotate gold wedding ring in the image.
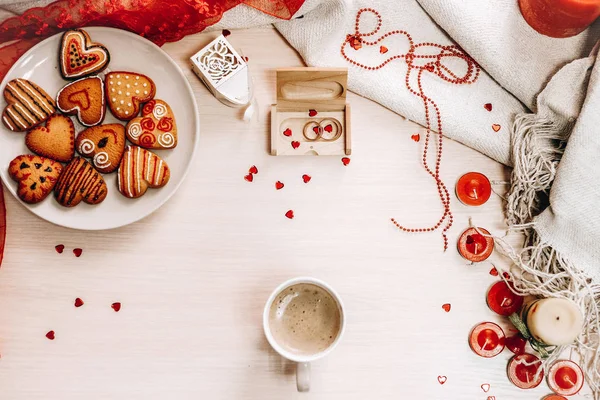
[302,118,342,142]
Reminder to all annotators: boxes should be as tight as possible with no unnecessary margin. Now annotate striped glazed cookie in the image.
[117,146,170,199]
[8,155,63,204]
[2,79,56,132]
[54,157,108,207]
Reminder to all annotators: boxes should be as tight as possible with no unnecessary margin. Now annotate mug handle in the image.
[296,362,310,392]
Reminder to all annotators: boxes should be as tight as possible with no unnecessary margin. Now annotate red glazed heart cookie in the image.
[2,78,56,132]
[105,72,156,120]
[25,114,75,163]
[117,146,170,198]
[75,124,126,173]
[8,155,63,204]
[60,29,110,80]
[57,76,105,126]
[54,157,108,207]
[126,99,177,149]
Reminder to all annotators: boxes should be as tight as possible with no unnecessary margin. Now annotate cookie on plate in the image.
[117,146,170,199]
[54,157,108,207]
[2,78,56,132]
[57,76,105,126]
[25,114,75,163]
[76,123,126,173]
[126,99,177,149]
[8,155,63,204]
[60,29,110,80]
[105,72,156,120]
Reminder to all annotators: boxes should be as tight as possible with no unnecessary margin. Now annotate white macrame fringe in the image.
[494,113,600,398]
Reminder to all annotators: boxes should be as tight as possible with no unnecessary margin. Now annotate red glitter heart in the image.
[324,124,333,133]
[244,173,253,182]
[74,298,84,307]
[222,29,231,37]
[341,157,351,166]
[380,45,388,54]
[438,376,447,385]
[442,303,451,312]
[243,56,249,62]
[275,181,284,190]
[481,383,490,393]
[308,109,317,117]
[302,174,311,183]
[492,124,501,132]
[465,235,474,245]
[489,267,498,276]
[313,126,319,134]
[55,244,65,254]
[46,330,55,340]
[484,103,492,112]
[111,302,121,312]
[249,165,258,174]
[283,128,292,137]
[73,248,83,257]
[411,134,420,142]
[285,210,294,219]
[502,271,511,280]
[291,141,300,149]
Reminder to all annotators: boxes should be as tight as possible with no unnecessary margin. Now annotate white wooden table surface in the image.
[0,27,587,400]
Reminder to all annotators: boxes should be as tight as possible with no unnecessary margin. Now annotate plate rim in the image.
[0,27,200,231]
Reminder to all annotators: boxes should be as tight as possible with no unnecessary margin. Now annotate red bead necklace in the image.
[341,8,481,250]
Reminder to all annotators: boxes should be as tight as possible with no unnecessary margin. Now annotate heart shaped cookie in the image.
[105,72,156,120]
[57,76,105,127]
[25,114,75,163]
[8,155,63,204]
[117,146,170,198]
[54,157,108,207]
[126,99,177,149]
[2,78,56,132]
[60,29,110,80]
[76,124,126,173]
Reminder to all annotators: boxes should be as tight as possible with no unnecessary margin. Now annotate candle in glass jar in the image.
[457,227,494,262]
[519,0,600,38]
[455,172,492,206]
[469,322,506,358]
[547,360,584,396]
[507,353,544,389]
[521,298,583,345]
[487,281,524,316]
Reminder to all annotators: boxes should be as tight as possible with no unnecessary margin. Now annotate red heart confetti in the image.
[341,157,351,166]
[348,35,362,50]
[111,302,121,312]
[308,109,317,117]
[442,303,451,312]
[46,330,55,340]
[243,56,249,62]
[283,128,292,137]
[249,165,258,175]
[503,271,511,280]
[380,45,388,54]
[73,248,83,257]
[438,376,447,385]
[275,181,284,190]
[222,29,231,37]
[244,173,254,182]
[481,383,490,393]
[489,267,498,276]
[285,210,294,219]
[302,174,311,183]
[411,134,420,142]
[74,298,84,308]
[313,126,320,134]
[55,244,65,254]
[425,64,435,72]
[291,141,300,149]
[484,103,493,112]
[324,124,333,133]
[465,235,474,245]
[492,124,501,132]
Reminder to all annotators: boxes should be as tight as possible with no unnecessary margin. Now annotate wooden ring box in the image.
[270,68,351,156]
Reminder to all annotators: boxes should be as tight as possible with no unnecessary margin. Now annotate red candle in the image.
[547,360,584,396]
[543,396,568,400]
[519,0,600,38]
[487,281,525,316]
[455,172,492,206]
[457,227,494,262]
[469,322,506,358]
[507,353,544,389]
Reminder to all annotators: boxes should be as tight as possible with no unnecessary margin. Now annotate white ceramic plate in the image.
[0,27,199,230]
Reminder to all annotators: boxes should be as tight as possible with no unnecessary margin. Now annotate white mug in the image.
[263,277,346,392]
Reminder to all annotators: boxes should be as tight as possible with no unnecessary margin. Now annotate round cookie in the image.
[8,155,63,204]
[2,78,56,132]
[105,72,156,120]
[75,124,126,174]
[117,146,170,199]
[57,76,106,127]
[60,29,110,80]
[126,99,177,149]
[54,157,108,207]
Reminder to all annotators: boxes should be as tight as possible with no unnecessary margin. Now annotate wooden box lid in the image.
[276,67,348,110]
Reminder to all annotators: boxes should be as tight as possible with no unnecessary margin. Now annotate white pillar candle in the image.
[522,298,583,346]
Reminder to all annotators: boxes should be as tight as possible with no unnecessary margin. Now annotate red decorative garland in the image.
[341,8,481,250]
